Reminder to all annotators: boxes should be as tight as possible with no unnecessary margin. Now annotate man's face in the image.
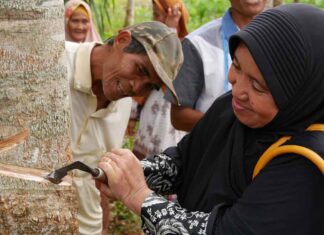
[230,0,266,17]
[101,44,163,101]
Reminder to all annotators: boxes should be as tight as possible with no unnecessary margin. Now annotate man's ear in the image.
[114,30,132,49]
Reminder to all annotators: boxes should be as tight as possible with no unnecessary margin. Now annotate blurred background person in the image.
[64,0,101,43]
[152,0,189,40]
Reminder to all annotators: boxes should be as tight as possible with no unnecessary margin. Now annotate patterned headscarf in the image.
[64,0,102,42]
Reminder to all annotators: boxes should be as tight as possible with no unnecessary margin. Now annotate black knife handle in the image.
[92,167,107,184]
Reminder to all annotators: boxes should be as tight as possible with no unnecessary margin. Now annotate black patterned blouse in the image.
[140,154,209,234]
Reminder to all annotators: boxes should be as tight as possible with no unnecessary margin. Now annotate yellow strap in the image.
[252,123,324,180]
[253,145,324,179]
[306,123,324,131]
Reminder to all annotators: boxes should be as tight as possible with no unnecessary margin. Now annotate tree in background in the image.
[0,0,78,233]
[124,0,135,27]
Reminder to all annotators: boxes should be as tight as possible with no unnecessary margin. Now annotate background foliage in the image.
[92,0,230,39]
[82,0,324,39]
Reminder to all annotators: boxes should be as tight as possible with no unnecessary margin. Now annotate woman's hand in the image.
[165,3,182,30]
[96,148,152,215]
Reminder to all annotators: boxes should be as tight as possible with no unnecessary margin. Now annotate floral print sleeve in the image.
[140,150,209,234]
[141,153,179,195]
[141,192,209,234]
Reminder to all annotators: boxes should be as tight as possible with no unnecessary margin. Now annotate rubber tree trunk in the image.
[0,0,78,234]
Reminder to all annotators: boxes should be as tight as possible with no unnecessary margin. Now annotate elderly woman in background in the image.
[97,4,324,234]
[64,0,101,43]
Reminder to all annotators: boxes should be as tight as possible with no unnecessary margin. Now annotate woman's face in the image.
[67,11,90,42]
[228,43,278,128]
[230,0,267,17]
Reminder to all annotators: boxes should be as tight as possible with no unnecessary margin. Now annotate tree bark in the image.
[0,0,78,234]
[124,0,135,27]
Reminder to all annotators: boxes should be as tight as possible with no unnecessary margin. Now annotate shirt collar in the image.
[222,9,239,40]
[73,42,120,117]
[73,42,102,94]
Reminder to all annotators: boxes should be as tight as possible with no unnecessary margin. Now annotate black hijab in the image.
[174,4,324,212]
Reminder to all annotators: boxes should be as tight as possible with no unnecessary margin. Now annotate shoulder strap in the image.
[252,124,324,180]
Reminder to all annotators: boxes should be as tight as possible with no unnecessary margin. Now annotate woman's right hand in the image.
[96,148,152,215]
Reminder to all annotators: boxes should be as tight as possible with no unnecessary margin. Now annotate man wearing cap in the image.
[64,21,182,235]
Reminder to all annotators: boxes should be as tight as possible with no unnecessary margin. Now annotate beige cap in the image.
[125,21,183,105]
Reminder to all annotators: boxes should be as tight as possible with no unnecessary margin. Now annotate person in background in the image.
[97,4,324,234]
[131,0,189,160]
[152,0,188,40]
[64,21,183,235]
[64,0,101,43]
[165,0,267,132]
[64,0,106,233]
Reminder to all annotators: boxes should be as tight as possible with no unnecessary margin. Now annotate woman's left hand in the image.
[96,148,152,215]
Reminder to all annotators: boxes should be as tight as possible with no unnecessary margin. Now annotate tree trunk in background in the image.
[274,0,284,6]
[124,0,135,27]
[266,0,274,8]
[0,0,78,234]
[266,0,284,9]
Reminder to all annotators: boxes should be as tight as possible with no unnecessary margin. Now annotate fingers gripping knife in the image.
[45,161,107,184]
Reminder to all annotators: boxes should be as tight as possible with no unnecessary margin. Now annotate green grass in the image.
[109,201,142,234]
[107,128,141,234]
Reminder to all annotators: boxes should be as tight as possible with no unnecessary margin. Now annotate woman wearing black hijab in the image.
[97,4,324,234]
